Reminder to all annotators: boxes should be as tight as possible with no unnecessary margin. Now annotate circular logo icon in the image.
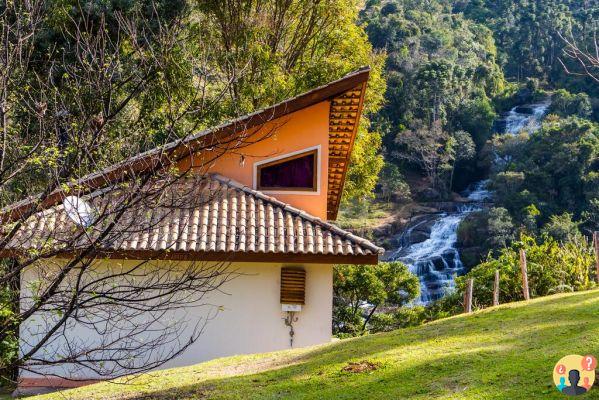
[553,355,596,395]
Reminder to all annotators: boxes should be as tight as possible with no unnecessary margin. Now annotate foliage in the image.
[393,120,455,191]
[449,129,476,190]
[455,0,598,91]
[378,162,411,203]
[368,305,426,333]
[487,207,515,248]
[333,262,419,336]
[361,0,504,195]
[455,234,595,308]
[342,124,385,202]
[489,117,599,233]
[541,212,582,243]
[197,0,387,201]
[549,89,593,119]
[31,290,599,400]
[457,207,515,268]
[0,286,17,380]
[456,96,496,149]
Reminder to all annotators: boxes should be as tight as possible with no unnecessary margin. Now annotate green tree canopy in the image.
[333,262,419,335]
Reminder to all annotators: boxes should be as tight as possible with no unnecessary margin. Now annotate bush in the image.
[549,89,592,119]
[541,213,582,243]
[333,262,419,336]
[0,285,18,382]
[455,233,595,308]
[369,306,427,333]
[378,162,411,203]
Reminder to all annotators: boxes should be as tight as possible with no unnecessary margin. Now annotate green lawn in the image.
[31,290,599,399]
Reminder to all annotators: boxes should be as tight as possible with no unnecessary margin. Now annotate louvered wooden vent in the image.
[280,267,306,305]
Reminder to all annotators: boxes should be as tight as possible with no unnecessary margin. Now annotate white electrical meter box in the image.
[282,304,302,312]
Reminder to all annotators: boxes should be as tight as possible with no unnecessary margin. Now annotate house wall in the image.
[19,260,332,383]
[177,102,331,219]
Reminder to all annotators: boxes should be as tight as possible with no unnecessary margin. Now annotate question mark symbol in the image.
[556,364,566,374]
[581,355,597,371]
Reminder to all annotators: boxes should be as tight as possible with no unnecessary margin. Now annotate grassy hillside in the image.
[32,290,599,399]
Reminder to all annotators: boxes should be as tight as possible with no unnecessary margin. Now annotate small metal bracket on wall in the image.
[283,311,299,347]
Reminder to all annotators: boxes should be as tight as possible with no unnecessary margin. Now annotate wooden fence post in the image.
[493,270,500,306]
[520,249,530,300]
[464,278,474,313]
[594,232,599,283]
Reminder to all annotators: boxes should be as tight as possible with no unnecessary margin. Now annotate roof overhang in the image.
[48,250,380,265]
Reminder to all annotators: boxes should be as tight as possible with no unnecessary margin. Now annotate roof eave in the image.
[49,249,381,265]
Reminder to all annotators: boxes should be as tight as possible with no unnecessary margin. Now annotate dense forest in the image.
[354,0,599,244]
[334,0,599,335]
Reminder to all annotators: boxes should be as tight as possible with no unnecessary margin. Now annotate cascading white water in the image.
[504,100,551,135]
[389,181,490,303]
[389,100,550,304]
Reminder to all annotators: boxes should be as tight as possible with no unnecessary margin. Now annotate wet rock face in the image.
[514,105,535,114]
[493,118,507,133]
[407,218,437,245]
[411,250,463,302]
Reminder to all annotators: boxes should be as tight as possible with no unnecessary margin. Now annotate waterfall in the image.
[387,99,550,304]
[388,181,490,303]
[504,100,551,135]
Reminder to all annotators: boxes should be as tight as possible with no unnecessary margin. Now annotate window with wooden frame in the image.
[256,149,318,192]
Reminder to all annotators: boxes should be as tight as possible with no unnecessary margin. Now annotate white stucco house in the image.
[1,67,382,392]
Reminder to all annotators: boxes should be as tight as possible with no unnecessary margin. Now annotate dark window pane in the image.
[259,153,315,190]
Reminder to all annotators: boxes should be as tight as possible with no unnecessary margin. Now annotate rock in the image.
[424,202,460,212]
[493,119,507,133]
[372,224,393,238]
[406,230,428,245]
[514,105,534,114]
[431,256,447,271]
[451,192,470,202]
[419,187,441,201]
[406,217,438,245]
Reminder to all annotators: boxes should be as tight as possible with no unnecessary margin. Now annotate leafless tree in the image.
[559,28,599,83]
[393,120,453,192]
[0,0,279,383]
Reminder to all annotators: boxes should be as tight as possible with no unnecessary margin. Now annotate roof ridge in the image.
[209,173,384,254]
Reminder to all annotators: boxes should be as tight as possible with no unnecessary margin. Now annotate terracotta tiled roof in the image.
[3,174,382,264]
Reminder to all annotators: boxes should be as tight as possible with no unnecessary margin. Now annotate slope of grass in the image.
[32,290,599,399]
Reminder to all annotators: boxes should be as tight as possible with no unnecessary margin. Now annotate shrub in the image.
[333,262,419,336]
[455,233,595,308]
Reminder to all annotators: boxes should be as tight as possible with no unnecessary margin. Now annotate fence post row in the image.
[519,249,530,301]
[464,235,599,312]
